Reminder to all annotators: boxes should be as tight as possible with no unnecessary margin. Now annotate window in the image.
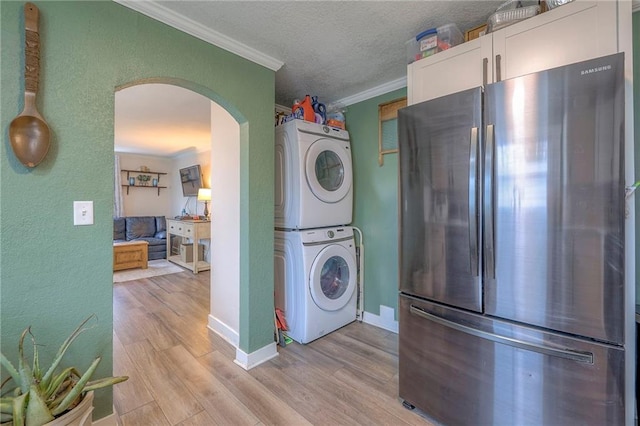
[378,97,407,166]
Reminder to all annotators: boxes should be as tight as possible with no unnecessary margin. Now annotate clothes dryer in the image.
[275,120,352,230]
[274,226,357,344]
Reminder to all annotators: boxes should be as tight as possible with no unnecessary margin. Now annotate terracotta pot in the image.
[45,391,94,426]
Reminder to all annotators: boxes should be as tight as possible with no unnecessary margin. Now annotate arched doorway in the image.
[114,80,241,355]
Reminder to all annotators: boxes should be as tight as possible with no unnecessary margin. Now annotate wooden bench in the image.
[113,241,149,271]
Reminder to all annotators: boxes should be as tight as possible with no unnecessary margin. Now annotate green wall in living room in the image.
[0,1,274,420]
[347,88,407,323]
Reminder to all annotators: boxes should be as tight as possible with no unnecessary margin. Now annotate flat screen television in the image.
[179,164,203,197]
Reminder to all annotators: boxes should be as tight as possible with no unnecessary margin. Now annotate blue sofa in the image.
[113,216,167,260]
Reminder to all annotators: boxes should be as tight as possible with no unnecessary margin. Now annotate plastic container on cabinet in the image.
[436,23,463,51]
[406,24,463,64]
[487,5,540,32]
[545,0,573,9]
[407,28,437,64]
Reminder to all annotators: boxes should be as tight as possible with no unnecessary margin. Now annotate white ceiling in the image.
[114,83,212,157]
[117,1,622,157]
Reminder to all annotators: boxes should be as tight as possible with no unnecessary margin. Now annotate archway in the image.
[114,80,242,357]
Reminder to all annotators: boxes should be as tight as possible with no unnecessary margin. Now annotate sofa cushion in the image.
[125,217,156,240]
[135,237,165,247]
[146,243,166,253]
[155,216,166,233]
[113,217,126,240]
[148,251,166,261]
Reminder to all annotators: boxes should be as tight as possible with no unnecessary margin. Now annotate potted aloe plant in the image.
[0,316,128,426]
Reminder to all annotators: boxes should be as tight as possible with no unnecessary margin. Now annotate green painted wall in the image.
[347,88,406,319]
[0,1,275,419]
[634,11,640,305]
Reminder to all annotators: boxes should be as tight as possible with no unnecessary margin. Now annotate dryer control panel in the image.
[292,119,350,141]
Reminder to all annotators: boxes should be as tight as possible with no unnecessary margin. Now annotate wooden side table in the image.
[113,241,149,271]
[166,219,211,274]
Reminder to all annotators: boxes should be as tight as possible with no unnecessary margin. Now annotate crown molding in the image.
[113,0,284,71]
[328,76,407,110]
[275,104,292,114]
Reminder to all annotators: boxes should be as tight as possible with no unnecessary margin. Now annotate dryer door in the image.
[309,244,357,311]
[305,139,352,203]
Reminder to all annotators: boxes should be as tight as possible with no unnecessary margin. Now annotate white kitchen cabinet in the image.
[407,36,491,104]
[407,0,619,105]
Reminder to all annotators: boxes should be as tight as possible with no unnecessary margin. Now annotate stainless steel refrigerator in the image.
[398,53,627,425]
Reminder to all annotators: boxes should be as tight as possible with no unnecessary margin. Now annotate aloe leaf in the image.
[17,327,33,394]
[42,315,96,386]
[44,367,77,399]
[12,391,28,426]
[51,356,100,416]
[1,397,14,414]
[25,384,54,425]
[32,329,42,384]
[0,352,21,392]
[84,375,129,392]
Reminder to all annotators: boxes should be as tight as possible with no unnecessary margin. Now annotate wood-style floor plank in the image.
[175,410,217,426]
[113,269,432,425]
[112,331,155,416]
[198,350,313,425]
[249,350,364,425]
[161,345,261,425]
[152,307,215,358]
[124,339,203,424]
[308,329,398,384]
[119,401,170,426]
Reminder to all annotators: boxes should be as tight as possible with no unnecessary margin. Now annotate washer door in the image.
[305,139,352,203]
[309,244,356,311]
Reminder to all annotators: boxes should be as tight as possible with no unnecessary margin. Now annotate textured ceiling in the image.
[152,1,504,108]
[113,1,512,156]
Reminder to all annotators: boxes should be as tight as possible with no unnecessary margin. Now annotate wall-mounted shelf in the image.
[121,184,167,196]
[120,169,168,196]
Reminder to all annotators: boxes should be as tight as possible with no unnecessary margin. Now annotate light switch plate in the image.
[73,201,94,226]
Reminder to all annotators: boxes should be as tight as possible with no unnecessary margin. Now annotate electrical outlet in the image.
[73,201,94,226]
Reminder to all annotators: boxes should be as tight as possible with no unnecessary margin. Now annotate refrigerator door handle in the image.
[409,305,594,364]
[468,127,479,277]
[484,124,495,279]
[495,54,502,82]
[482,58,488,86]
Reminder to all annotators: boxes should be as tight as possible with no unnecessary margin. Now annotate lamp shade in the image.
[197,188,211,201]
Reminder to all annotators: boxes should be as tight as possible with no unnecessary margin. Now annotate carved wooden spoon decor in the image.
[9,2,51,168]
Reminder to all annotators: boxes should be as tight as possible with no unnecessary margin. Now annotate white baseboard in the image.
[93,411,117,426]
[208,314,239,347]
[234,342,278,370]
[362,305,398,334]
[208,315,278,370]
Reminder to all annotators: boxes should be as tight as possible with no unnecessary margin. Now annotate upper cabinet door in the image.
[493,0,617,82]
[408,0,620,105]
[408,37,492,104]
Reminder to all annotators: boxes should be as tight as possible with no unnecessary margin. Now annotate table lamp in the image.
[197,188,211,219]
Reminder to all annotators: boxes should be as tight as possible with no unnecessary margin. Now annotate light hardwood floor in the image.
[113,269,432,425]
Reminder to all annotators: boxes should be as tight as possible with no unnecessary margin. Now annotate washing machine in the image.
[274,226,357,344]
[275,120,353,230]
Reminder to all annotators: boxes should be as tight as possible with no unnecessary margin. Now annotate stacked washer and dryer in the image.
[274,119,358,344]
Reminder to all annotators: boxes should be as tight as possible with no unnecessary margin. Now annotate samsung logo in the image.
[581,65,612,75]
